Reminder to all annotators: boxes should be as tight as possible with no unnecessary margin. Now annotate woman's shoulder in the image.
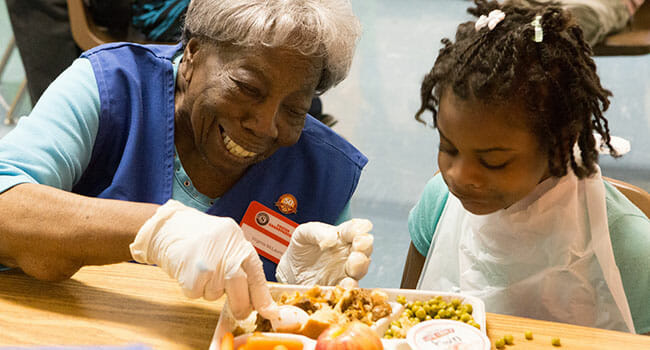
[297,116,368,168]
[82,42,182,60]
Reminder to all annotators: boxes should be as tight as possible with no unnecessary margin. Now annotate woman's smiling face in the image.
[436,90,551,215]
[176,39,322,177]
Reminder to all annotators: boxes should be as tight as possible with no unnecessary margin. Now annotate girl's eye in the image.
[439,143,458,155]
[480,159,509,170]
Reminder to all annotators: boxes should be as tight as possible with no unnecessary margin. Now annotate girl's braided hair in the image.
[415,0,618,178]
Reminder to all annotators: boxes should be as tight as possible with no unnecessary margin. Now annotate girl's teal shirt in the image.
[409,173,650,334]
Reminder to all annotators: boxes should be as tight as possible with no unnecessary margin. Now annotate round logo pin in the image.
[275,193,297,214]
[255,212,270,226]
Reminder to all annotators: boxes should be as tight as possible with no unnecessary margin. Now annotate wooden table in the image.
[1,263,649,349]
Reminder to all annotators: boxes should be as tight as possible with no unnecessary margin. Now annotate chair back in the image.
[603,176,650,219]
[67,0,171,51]
[592,0,650,56]
[67,0,122,51]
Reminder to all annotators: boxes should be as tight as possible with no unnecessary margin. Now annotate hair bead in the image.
[532,15,543,42]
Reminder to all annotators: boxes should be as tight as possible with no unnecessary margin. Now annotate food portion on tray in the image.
[386,294,480,339]
[235,285,397,340]
[211,285,487,350]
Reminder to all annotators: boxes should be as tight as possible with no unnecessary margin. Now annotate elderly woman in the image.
[0,0,371,319]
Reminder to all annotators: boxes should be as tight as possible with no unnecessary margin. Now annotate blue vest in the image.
[74,42,368,281]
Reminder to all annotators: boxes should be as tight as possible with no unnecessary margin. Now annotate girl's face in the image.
[437,91,550,215]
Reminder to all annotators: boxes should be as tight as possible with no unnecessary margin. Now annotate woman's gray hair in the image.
[182,0,361,93]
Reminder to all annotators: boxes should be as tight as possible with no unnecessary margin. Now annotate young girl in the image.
[401,0,650,334]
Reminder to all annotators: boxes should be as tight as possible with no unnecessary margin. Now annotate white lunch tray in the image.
[209,285,486,350]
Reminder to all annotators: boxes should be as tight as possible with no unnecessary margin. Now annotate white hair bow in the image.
[475,9,506,31]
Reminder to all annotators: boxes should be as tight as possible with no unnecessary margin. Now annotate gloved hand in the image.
[276,219,374,287]
[130,200,273,319]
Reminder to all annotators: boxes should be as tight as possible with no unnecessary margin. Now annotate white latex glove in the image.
[130,200,273,320]
[275,219,373,286]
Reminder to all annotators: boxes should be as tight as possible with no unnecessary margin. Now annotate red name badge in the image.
[240,201,299,264]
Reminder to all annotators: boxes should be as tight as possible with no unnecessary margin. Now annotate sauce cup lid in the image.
[406,319,490,350]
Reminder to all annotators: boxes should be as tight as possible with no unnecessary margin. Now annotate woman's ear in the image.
[180,38,201,82]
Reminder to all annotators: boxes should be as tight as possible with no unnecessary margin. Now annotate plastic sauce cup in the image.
[406,319,491,350]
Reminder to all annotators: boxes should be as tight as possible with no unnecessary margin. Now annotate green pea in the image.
[469,321,480,329]
[462,304,473,314]
[460,314,471,322]
[495,338,505,349]
[551,337,561,346]
[434,315,441,319]
[384,334,393,339]
[416,307,426,317]
[451,298,461,308]
[524,331,533,340]
[504,335,514,345]
[416,308,427,320]
[414,300,423,307]
[425,315,432,320]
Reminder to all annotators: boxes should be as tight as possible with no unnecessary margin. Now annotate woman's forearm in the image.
[0,183,158,281]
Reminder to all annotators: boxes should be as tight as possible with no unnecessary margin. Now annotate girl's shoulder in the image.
[599,180,649,273]
[603,179,650,246]
[420,173,450,201]
[408,173,450,256]
[603,180,650,334]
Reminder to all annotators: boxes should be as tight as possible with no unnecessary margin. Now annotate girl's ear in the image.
[180,38,201,83]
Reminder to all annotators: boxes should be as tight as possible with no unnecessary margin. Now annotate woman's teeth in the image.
[223,135,258,158]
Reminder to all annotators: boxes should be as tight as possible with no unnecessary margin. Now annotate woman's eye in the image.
[283,104,308,119]
[289,108,307,118]
[232,79,261,97]
[286,112,307,126]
